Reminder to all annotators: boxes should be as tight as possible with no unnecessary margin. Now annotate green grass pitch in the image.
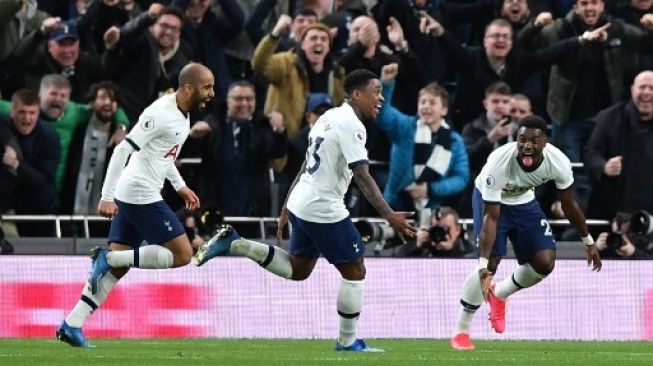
[0,339,650,366]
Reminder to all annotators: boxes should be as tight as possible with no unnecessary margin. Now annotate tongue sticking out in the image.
[522,156,533,168]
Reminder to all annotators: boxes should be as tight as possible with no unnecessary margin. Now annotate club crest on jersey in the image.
[486,175,495,187]
[355,129,365,144]
[141,119,155,131]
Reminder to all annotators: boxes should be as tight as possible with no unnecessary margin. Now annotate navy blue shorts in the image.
[288,211,365,265]
[108,199,185,248]
[472,188,555,264]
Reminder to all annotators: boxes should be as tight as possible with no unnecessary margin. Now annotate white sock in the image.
[230,238,292,279]
[106,246,174,269]
[454,268,484,334]
[65,272,118,328]
[495,263,546,300]
[337,278,365,347]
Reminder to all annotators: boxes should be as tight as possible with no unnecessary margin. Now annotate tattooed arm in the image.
[352,163,416,239]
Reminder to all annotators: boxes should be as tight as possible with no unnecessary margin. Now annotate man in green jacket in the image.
[0,74,130,193]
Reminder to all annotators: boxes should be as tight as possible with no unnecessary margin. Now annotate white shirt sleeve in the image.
[127,113,163,150]
[340,120,368,167]
[166,163,186,191]
[550,148,574,190]
[477,154,505,203]
[100,140,136,201]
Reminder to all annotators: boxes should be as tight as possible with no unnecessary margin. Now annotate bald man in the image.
[57,63,215,348]
[585,70,653,220]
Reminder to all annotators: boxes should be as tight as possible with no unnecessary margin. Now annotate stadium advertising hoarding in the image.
[0,257,651,340]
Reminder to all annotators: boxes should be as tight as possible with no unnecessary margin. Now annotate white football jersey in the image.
[115,93,189,204]
[475,142,573,205]
[287,103,368,223]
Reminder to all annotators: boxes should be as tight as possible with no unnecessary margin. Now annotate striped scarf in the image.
[413,119,452,184]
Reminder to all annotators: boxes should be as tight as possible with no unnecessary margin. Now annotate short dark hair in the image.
[11,88,39,106]
[344,69,378,95]
[227,80,256,95]
[484,81,512,97]
[294,8,318,18]
[159,6,186,23]
[86,81,119,103]
[518,114,548,133]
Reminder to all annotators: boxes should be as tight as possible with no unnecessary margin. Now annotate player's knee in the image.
[532,260,555,276]
[340,262,365,281]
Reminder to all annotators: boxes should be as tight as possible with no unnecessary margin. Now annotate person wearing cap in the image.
[198,80,287,218]
[252,22,345,138]
[285,92,333,185]
[4,17,101,102]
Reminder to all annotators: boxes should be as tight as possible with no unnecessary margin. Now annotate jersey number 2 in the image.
[540,219,553,236]
[306,137,324,174]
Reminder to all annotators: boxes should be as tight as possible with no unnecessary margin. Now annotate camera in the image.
[199,207,224,237]
[606,231,625,250]
[354,220,395,245]
[630,210,653,237]
[428,224,449,243]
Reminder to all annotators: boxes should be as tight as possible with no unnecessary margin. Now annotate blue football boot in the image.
[56,321,94,348]
[89,246,110,294]
[194,224,240,266]
[335,339,384,352]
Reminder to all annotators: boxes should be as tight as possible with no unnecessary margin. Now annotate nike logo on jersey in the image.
[175,131,181,135]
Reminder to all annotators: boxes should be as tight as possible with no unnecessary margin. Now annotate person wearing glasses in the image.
[101,4,192,122]
[418,14,609,131]
[198,80,288,219]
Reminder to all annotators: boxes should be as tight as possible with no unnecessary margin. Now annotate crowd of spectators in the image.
[1,0,653,258]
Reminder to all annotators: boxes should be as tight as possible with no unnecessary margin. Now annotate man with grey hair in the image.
[37,74,130,193]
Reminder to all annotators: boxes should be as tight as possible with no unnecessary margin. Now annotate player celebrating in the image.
[450,115,602,350]
[194,69,416,352]
[56,63,214,348]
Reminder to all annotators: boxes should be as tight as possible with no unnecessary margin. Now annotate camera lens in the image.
[428,225,447,242]
[606,231,624,250]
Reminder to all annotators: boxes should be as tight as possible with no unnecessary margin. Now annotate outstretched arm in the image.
[559,188,602,271]
[352,163,416,240]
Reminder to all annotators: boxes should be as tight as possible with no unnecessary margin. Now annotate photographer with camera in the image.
[596,211,653,260]
[402,206,474,258]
